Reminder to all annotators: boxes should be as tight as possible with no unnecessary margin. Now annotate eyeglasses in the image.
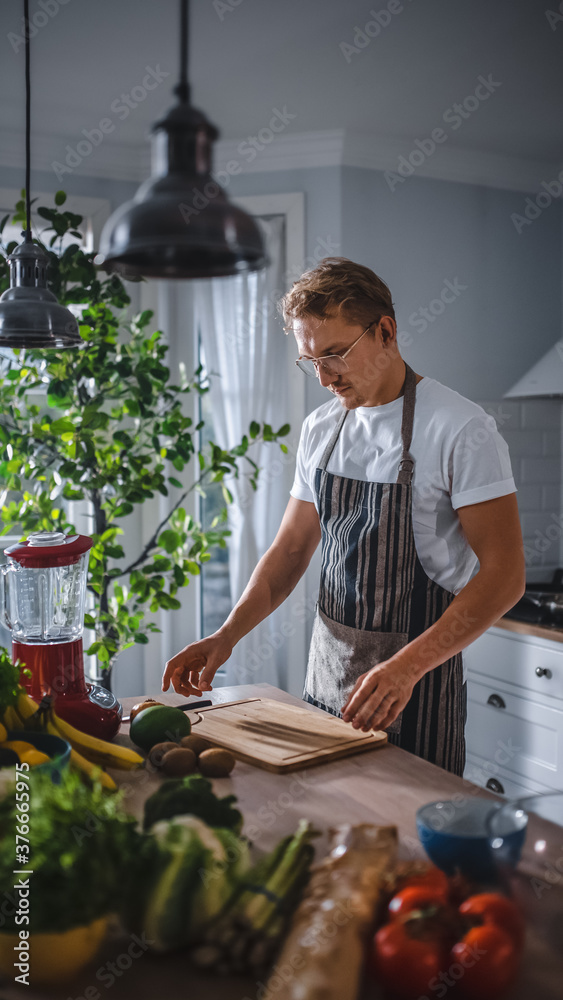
[294,321,378,378]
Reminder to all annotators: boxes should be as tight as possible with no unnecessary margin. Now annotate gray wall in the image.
[340,166,563,403]
[0,164,138,216]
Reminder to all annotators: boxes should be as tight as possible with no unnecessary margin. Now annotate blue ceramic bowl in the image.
[416,796,528,882]
[5,730,71,784]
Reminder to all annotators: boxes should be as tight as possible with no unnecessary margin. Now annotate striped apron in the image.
[303,363,467,775]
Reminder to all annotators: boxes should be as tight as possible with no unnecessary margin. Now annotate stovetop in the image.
[505,569,563,629]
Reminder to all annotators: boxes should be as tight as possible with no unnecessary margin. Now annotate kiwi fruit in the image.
[161,747,197,777]
[148,741,179,768]
[198,748,236,777]
[179,734,213,756]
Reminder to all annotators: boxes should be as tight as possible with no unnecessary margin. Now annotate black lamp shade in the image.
[96,103,268,280]
[0,242,82,349]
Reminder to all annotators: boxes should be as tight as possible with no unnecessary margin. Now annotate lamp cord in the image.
[174,0,190,104]
[23,0,31,243]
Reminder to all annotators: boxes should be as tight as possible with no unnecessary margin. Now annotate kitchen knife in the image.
[122,699,213,723]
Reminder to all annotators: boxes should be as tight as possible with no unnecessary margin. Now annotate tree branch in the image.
[117,470,212,578]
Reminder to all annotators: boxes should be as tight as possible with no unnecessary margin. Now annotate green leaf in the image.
[249,420,260,439]
[136,309,153,328]
[134,633,149,644]
[158,529,182,554]
[54,190,67,206]
[50,418,75,435]
[277,423,290,436]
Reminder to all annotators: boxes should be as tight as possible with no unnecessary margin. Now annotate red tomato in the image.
[394,864,450,900]
[450,924,519,1000]
[372,920,447,999]
[459,893,526,951]
[388,885,449,920]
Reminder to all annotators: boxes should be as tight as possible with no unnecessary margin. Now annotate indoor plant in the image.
[0,192,289,686]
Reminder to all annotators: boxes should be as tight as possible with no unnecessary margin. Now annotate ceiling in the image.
[0,0,561,171]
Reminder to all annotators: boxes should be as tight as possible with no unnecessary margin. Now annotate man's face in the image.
[292,313,400,409]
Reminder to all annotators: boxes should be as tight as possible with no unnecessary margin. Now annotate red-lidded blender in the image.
[0,531,122,739]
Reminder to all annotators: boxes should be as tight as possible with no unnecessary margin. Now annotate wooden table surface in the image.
[2,682,563,1000]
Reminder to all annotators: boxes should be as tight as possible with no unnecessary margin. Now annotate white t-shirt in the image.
[290,377,516,595]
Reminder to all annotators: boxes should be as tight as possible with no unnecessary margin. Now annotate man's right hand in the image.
[161,632,233,697]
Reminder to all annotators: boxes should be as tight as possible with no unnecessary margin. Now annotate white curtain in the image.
[194,216,292,688]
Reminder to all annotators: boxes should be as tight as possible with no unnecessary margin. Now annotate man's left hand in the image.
[341,659,417,732]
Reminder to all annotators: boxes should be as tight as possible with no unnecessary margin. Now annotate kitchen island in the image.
[2,682,563,1000]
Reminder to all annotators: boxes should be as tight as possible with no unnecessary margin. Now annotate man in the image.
[162,257,525,775]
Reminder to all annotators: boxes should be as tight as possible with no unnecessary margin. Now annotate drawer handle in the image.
[486,778,505,794]
[487,693,506,709]
[535,667,552,679]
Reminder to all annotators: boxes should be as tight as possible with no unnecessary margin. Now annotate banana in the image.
[17,690,40,721]
[50,710,145,772]
[45,718,117,791]
[3,705,23,731]
[68,745,117,792]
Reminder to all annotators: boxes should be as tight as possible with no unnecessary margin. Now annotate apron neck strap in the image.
[397,362,416,485]
[320,409,348,471]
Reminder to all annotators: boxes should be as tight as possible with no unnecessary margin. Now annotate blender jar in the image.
[1,532,90,643]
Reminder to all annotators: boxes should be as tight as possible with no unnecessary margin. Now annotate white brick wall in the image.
[477,398,562,582]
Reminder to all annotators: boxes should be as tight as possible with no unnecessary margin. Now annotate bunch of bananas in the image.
[2,691,144,792]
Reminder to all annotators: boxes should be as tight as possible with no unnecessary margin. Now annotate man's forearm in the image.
[393,568,525,681]
[218,544,307,648]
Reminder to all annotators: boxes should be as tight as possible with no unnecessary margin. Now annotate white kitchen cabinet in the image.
[463,625,563,826]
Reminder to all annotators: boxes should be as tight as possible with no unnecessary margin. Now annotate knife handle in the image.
[177,699,213,711]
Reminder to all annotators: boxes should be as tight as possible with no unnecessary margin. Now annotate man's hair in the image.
[279,257,396,331]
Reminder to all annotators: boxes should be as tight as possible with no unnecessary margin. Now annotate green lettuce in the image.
[0,768,141,933]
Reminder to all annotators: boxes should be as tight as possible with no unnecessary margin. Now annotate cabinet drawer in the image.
[464,630,563,701]
[466,676,563,790]
[465,752,563,826]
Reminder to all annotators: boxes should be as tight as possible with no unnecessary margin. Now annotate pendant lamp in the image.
[95,0,267,280]
[0,0,81,350]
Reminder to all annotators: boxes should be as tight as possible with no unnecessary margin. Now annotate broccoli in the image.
[143,774,243,833]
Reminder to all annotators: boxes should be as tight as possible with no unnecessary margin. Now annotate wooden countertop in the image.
[495,617,563,644]
[3,683,563,1000]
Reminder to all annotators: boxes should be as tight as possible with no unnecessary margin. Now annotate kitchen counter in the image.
[3,682,563,1000]
[496,616,563,644]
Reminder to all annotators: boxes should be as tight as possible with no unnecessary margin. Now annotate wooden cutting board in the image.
[186,697,387,772]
